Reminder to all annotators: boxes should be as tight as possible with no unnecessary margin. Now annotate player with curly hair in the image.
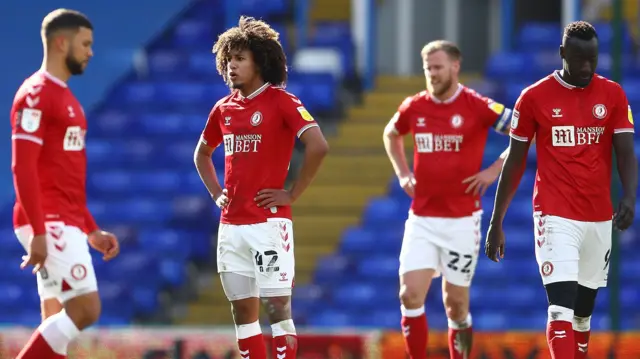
[194,16,329,359]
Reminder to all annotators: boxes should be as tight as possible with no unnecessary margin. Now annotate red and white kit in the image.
[510,71,634,288]
[11,70,98,302]
[201,83,318,290]
[392,84,511,286]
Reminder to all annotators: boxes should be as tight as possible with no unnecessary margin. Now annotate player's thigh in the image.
[438,214,481,288]
[219,272,261,324]
[399,214,440,278]
[216,223,255,277]
[577,220,612,289]
[15,223,98,303]
[534,214,584,285]
[245,220,295,296]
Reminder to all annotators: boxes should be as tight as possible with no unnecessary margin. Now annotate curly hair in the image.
[213,16,287,87]
[564,21,598,41]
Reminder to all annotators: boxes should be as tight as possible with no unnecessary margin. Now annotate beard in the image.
[65,54,85,75]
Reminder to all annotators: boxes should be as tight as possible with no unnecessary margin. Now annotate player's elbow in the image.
[307,136,329,158]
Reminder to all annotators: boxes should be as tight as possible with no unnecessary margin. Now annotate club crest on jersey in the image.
[541,261,554,277]
[450,114,464,128]
[593,104,607,119]
[250,111,263,126]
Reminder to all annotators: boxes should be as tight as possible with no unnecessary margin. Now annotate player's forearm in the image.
[289,142,328,201]
[616,149,638,201]
[383,133,411,177]
[490,141,529,224]
[194,154,224,198]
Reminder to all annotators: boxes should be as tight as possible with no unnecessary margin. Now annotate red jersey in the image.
[392,84,511,217]
[510,71,634,222]
[201,83,319,225]
[11,71,97,235]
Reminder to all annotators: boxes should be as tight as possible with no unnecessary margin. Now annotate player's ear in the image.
[559,45,565,60]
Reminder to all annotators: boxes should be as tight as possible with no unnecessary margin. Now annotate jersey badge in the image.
[592,104,607,120]
[250,111,263,126]
[417,117,426,127]
[224,116,231,126]
[297,106,314,122]
[511,110,519,129]
[450,114,464,128]
[628,105,634,125]
[20,108,42,133]
[488,101,505,115]
[552,108,563,118]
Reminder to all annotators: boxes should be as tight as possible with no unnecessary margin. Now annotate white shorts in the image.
[399,212,482,287]
[15,222,98,303]
[534,213,612,289]
[217,219,295,290]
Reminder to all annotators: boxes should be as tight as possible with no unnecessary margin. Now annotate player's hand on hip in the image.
[484,224,505,262]
[255,189,292,209]
[21,234,48,274]
[614,196,635,231]
[462,165,501,196]
[214,188,229,209]
[398,173,416,198]
[89,230,120,261]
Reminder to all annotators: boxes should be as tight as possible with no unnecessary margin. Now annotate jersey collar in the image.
[431,83,463,104]
[39,70,68,88]
[239,82,270,101]
[552,70,576,90]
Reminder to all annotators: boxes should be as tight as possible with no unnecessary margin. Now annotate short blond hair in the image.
[421,40,462,61]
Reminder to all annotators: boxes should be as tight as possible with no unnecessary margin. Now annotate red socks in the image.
[17,311,80,359]
[271,319,297,359]
[448,313,473,359]
[401,305,428,359]
[236,321,267,359]
[547,305,575,359]
[16,332,65,359]
[573,315,591,359]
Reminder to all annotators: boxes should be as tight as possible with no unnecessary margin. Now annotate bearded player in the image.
[11,9,120,359]
[194,16,329,359]
[486,21,637,359]
[383,40,512,359]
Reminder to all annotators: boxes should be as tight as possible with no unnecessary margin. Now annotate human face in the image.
[227,48,260,90]
[560,36,598,87]
[422,49,459,97]
[65,27,93,75]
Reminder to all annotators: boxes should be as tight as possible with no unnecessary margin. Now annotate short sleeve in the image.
[509,90,537,142]
[390,97,413,135]
[612,86,634,135]
[471,93,512,132]
[277,90,319,138]
[11,89,49,146]
[201,103,223,147]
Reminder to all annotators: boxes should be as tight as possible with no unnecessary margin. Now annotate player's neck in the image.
[431,83,460,102]
[239,80,267,98]
[559,69,585,88]
[41,57,71,83]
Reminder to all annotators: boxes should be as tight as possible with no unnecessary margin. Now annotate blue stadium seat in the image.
[517,22,562,51]
[314,254,350,285]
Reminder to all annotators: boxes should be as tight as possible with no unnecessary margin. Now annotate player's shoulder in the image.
[14,71,63,107]
[459,85,494,103]
[268,85,303,104]
[398,91,429,111]
[592,74,623,92]
[517,73,558,100]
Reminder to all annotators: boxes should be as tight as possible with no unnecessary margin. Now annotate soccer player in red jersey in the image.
[11,9,120,359]
[383,40,512,359]
[194,16,329,359]
[486,21,637,359]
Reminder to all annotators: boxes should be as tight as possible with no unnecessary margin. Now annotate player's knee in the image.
[574,285,598,318]
[260,295,292,324]
[399,285,425,308]
[545,281,578,309]
[443,295,468,322]
[231,298,261,325]
[64,292,101,330]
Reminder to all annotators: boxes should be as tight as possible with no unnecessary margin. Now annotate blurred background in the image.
[0,0,639,357]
